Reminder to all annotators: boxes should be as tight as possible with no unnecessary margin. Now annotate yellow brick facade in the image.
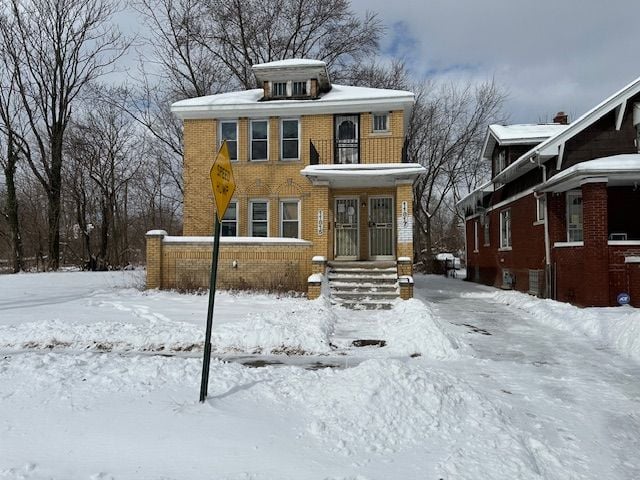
[150,107,417,296]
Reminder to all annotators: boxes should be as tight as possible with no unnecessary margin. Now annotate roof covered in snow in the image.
[300,163,425,188]
[489,124,570,144]
[539,154,640,192]
[252,58,331,92]
[171,84,414,119]
[252,59,326,69]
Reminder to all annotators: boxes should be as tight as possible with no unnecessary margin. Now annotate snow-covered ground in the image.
[0,271,639,479]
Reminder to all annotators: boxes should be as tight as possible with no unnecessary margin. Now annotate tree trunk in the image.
[3,133,23,273]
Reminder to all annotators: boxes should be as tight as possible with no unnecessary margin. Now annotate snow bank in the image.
[377,299,464,358]
[465,290,640,362]
[212,297,336,354]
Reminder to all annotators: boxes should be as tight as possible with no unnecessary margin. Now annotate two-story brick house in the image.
[460,76,640,307]
[146,59,424,303]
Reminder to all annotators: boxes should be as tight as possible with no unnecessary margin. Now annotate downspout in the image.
[531,154,552,297]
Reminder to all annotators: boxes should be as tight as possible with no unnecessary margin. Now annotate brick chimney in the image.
[553,111,568,125]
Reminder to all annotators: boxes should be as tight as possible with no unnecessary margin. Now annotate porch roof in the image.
[300,163,425,188]
[538,154,640,192]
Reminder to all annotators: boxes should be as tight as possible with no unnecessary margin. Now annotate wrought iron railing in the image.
[309,137,409,165]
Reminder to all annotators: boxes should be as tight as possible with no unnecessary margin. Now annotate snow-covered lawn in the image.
[0,271,639,479]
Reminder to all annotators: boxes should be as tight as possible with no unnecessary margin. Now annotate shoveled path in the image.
[414,274,640,479]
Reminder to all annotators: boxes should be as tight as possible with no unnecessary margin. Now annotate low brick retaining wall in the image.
[146,230,313,292]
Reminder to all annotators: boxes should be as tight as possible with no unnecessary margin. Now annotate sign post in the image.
[200,141,236,403]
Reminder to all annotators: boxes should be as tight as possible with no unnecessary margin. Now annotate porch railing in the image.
[310,137,409,165]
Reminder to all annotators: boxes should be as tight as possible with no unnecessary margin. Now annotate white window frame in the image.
[249,200,269,237]
[495,150,506,174]
[272,81,287,97]
[219,120,238,161]
[535,195,546,224]
[500,208,512,250]
[281,118,300,161]
[292,81,307,96]
[372,112,389,133]
[483,216,490,246]
[473,220,479,252]
[250,119,269,162]
[280,199,301,239]
[221,200,238,237]
[566,190,583,242]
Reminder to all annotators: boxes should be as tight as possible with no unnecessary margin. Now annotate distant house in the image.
[146,59,424,302]
[460,78,640,307]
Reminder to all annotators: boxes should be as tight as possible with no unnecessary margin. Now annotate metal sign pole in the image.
[199,212,222,402]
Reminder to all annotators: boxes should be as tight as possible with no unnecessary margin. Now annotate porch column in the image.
[395,180,414,261]
[582,180,609,306]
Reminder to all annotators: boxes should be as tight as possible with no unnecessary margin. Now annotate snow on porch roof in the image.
[538,154,640,192]
[300,163,425,188]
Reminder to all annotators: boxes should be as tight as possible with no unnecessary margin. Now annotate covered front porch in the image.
[540,154,640,306]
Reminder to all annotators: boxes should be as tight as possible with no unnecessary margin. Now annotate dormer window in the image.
[273,82,287,97]
[292,81,307,96]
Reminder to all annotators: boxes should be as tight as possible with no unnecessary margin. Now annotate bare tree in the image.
[408,79,506,269]
[0,0,127,270]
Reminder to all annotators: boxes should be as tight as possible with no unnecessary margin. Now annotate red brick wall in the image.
[553,246,586,304]
[581,182,609,306]
[609,246,640,307]
[466,192,545,292]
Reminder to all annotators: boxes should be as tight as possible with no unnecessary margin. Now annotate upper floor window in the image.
[280,200,300,238]
[483,216,490,246]
[251,120,268,161]
[495,150,506,175]
[281,119,299,160]
[273,82,287,97]
[566,191,583,242]
[373,113,388,132]
[221,201,237,236]
[220,120,238,161]
[292,81,307,96]
[500,208,512,249]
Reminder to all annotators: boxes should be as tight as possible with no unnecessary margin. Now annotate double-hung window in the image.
[220,121,238,161]
[373,113,388,132]
[500,208,512,249]
[280,200,300,238]
[281,119,299,160]
[536,195,546,223]
[250,201,268,237]
[221,201,237,236]
[566,191,583,242]
[251,120,268,161]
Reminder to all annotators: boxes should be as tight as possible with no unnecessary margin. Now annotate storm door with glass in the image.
[368,196,394,259]
[334,198,359,259]
[335,115,359,164]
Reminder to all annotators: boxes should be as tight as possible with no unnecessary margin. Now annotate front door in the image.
[335,198,359,259]
[368,196,394,259]
[335,115,359,164]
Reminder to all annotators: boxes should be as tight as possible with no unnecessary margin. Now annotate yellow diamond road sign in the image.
[210,141,236,219]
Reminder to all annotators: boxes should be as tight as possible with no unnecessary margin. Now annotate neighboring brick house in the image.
[146,59,424,299]
[460,76,640,307]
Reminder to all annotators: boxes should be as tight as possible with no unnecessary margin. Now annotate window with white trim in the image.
[500,208,512,249]
[536,195,546,222]
[566,190,583,242]
[292,81,307,96]
[272,82,287,97]
[281,119,299,160]
[220,121,238,161]
[483,216,490,246]
[495,150,506,175]
[221,201,237,236]
[250,201,268,237]
[280,200,300,238]
[372,113,388,132]
[250,120,268,161]
[474,220,479,252]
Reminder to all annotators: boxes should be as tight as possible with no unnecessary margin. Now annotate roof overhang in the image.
[300,163,425,188]
[457,180,494,213]
[537,154,640,192]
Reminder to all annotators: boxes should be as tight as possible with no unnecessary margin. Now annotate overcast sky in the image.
[351,0,639,124]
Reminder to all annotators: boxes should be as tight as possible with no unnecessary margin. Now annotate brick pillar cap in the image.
[312,255,327,262]
[146,229,168,237]
[397,256,412,263]
[398,275,414,284]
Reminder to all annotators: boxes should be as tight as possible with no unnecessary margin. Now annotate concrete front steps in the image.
[327,261,399,310]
